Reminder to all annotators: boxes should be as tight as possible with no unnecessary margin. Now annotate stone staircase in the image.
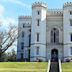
[49,62,59,72]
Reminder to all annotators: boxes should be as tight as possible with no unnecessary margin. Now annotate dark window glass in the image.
[22,31,24,37]
[70,11,72,15]
[37,33,39,42]
[70,20,72,26]
[37,11,40,15]
[71,47,72,55]
[51,28,59,43]
[54,32,56,43]
[23,24,25,28]
[21,53,23,59]
[21,42,24,50]
[37,19,40,26]
[36,47,39,55]
[71,34,72,41]
[29,34,31,47]
[29,29,31,32]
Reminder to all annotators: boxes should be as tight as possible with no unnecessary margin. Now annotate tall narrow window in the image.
[70,20,72,26]
[71,47,72,55]
[37,11,40,15]
[36,47,39,55]
[21,42,24,50]
[70,11,72,15]
[37,19,40,26]
[37,33,39,42]
[22,31,24,37]
[29,34,31,47]
[21,53,23,59]
[70,34,72,41]
[23,23,25,28]
[54,32,56,42]
[51,28,59,43]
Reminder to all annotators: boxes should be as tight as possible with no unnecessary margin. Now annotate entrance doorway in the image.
[51,49,58,62]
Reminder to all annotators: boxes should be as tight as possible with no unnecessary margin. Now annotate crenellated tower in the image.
[63,2,72,61]
[30,2,47,61]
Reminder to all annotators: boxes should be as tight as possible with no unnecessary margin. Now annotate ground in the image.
[62,62,72,72]
[0,62,48,72]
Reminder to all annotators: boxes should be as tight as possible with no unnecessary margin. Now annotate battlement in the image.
[32,2,47,9]
[19,16,32,20]
[47,9,63,15]
[63,2,72,8]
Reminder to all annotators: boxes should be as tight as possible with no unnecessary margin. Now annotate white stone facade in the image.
[17,2,72,61]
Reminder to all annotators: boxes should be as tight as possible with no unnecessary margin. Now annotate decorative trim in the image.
[31,43,46,45]
[30,56,46,58]
[23,26,31,28]
[46,43,72,45]
[19,16,32,19]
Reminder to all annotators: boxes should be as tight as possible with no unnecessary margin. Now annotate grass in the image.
[62,62,72,72]
[0,62,48,72]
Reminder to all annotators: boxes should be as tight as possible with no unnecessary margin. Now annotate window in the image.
[29,29,31,32]
[71,47,72,55]
[37,33,39,42]
[36,47,39,55]
[37,11,40,15]
[21,53,23,59]
[70,11,72,15]
[51,28,59,43]
[29,34,31,47]
[70,34,72,41]
[70,20,72,26]
[21,42,24,49]
[22,31,24,37]
[37,19,40,26]
[23,23,25,28]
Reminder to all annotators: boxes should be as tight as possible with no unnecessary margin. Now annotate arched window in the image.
[51,28,59,43]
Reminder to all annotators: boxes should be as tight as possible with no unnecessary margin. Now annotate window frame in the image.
[37,19,40,26]
[21,42,24,50]
[70,11,72,15]
[21,53,23,59]
[51,28,59,43]
[23,23,25,28]
[36,47,39,55]
[70,19,72,26]
[22,31,24,38]
[37,11,40,15]
[37,33,39,42]
[71,47,72,55]
[70,33,72,42]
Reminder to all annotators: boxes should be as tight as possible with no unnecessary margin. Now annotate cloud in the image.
[0,3,17,28]
[0,4,5,26]
[0,0,30,8]
[1,17,17,27]
[0,4,5,17]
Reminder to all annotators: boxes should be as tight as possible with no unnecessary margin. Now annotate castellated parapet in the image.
[19,16,31,19]
[48,9,63,15]
[63,2,72,8]
[32,2,47,9]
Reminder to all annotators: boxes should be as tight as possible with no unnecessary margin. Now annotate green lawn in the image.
[62,62,72,72]
[0,62,48,72]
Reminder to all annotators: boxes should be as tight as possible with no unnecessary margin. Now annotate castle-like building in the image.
[17,2,72,61]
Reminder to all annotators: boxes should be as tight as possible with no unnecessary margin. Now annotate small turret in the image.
[32,2,47,9]
[63,2,72,8]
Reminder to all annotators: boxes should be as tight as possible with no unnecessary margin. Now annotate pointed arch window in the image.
[51,28,59,43]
